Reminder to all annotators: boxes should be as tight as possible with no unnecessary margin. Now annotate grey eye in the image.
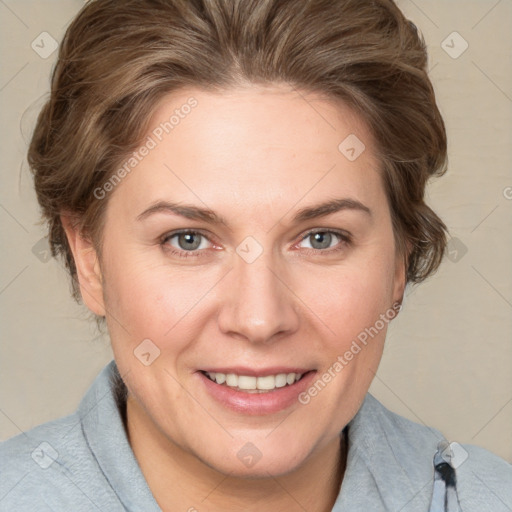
[311,232,332,249]
[177,232,202,250]
[301,232,339,250]
[166,231,207,251]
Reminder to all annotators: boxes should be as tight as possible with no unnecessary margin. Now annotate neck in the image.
[125,393,347,512]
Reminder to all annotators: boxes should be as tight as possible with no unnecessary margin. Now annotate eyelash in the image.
[160,229,352,259]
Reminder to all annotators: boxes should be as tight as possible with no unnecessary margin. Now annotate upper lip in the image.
[199,367,314,377]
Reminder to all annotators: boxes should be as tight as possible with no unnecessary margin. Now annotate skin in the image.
[63,84,407,512]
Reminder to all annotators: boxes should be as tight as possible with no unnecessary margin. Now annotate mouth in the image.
[197,367,316,415]
[200,370,310,393]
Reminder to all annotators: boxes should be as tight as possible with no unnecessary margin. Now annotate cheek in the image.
[101,225,398,352]
[102,255,224,349]
[104,267,180,333]
[300,253,397,347]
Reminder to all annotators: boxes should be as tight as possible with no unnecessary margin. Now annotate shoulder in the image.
[0,413,80,510]
[0,412,79,476]
[0,401,124,511]
[455,443,512,511]
[359,394,512,510]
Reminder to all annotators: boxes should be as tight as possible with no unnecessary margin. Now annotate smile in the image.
[197,367,316,415]
[202,371,304,393]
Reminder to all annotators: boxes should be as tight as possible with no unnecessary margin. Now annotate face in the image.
[74,84,406,478]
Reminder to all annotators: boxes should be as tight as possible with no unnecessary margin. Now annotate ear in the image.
[61,214,106,316]
[392,240,411,306]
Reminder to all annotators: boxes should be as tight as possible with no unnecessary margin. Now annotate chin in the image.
[195,434,315,479]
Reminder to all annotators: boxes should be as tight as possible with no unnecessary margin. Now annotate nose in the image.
[217,247,300,345]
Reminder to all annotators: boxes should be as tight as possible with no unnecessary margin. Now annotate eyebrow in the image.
[293,198,371,222]
[136,198,371,225]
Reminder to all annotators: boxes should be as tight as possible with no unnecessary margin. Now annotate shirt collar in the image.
[78,360,161,511]
[332,393,443,511]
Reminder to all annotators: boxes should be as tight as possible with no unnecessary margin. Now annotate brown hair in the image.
[29,0,448,304]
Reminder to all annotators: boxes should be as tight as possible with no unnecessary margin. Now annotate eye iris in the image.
[178,232,201,250]
[310,232,332,250]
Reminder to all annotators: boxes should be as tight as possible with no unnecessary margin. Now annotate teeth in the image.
[275,374,287,388]
[256,375,276,390]
[226,373,237,387]
[238,375,257,390]
[204,371,304,392]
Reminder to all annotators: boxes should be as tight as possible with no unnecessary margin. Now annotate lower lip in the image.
[197,371,316,415]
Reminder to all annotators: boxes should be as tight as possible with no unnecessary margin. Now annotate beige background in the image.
[1,0,511,462]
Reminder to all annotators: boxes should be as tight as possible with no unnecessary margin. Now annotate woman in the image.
[1,0,510,510]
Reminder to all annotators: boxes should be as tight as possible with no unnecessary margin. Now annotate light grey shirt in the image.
[1,360,511,511]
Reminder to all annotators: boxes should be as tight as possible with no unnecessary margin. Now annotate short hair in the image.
[28,0,448,303]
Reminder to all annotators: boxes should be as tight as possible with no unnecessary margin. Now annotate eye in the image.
[297,230,350,252]
[161,230,213,256]
[160,228,350,259]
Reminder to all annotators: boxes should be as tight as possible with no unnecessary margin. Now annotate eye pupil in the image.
[178,232,201,250]
[310,232,332,250]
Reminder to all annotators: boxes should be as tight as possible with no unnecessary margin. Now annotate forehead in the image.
[148,84,374,162]
[106,84,384,221]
